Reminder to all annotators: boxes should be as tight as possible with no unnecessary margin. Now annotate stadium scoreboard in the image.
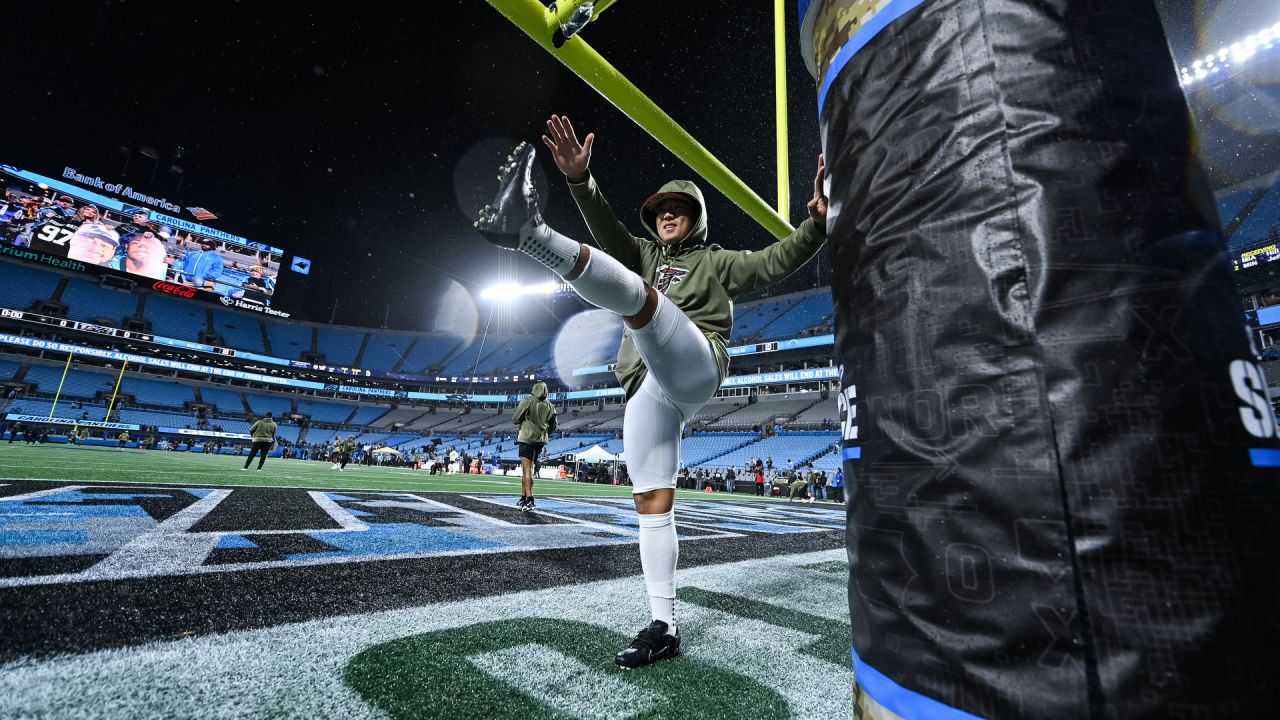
[1234,243,1280,271]
[0,162,313,319]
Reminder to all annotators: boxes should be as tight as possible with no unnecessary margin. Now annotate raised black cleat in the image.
[614,620,681,670]
[474,142,541,250]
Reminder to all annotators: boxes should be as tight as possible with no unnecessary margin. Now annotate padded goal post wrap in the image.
[805,0,1280,717]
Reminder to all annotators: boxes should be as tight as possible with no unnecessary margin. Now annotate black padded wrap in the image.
[818,0,1280,717]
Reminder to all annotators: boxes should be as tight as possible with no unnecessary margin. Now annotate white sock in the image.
[568,246,648,317]
[518,222,580,276]
[637,509,678,634]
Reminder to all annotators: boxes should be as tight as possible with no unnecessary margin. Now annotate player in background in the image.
[243,412,277,472]
[474,114,827,669]
[512,381,558,513]
[331,434,356,471]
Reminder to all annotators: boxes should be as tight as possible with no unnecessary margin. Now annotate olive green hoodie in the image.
[249,416,277,442]
[513,381,558,444]
[568,175,827,398]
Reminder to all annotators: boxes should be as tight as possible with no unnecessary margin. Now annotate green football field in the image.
[0,442,852,718]
[0,442,808,501]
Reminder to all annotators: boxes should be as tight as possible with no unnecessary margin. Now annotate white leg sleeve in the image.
[623,376,683,494]
[567,245,647,317]
[637,509,678,632]
[629,293,721,409]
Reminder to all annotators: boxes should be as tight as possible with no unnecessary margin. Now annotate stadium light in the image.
[1181,19,1280,86]
[479,281,560,301]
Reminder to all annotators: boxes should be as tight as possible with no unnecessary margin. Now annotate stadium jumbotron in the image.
[4,2,1280,718]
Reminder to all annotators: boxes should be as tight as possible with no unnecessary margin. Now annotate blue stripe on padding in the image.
[841,446,862,460]
[851,645,987,720]
[1249,448,1280,467]
[818,0,933,114]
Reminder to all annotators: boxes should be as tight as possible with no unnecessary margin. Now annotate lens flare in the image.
[433,279,479,347]
[553,309,622,388]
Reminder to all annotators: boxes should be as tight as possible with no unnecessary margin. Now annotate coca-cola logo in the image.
[151,280,197,299]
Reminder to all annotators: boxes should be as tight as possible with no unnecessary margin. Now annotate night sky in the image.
[6,0,1275,330]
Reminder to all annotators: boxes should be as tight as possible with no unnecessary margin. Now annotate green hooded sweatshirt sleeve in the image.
[513,382,557,444]
[568,175,826,399]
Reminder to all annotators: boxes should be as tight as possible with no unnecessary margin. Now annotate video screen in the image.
[0,165,286,308]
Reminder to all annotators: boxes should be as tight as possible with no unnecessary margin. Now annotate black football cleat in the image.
[614,620,681,670]
[474,142,541,249]
[522,498,536,513]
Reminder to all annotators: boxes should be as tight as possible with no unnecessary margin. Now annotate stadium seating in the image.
[23,365,115,398]
[398,335,463,373]
[142,293,208,341]
[4,397,105,421]
[758,292,832,340]
[120,376,195,408]
[475,334,552,374]
[1217,188,1255,228]
[678,432,757,466]
[360,334,413,372]
[426,407,506,433]
[790,397,839,426]
[730,296,796,342]
[244,393,293,417]
[297,400,356,425]
[586,406,627,431]
[0,262,60,312]
[347,405,390,426]
[690,396,747,425]
[0,358,21,382]
[198,386,248,414]
[708,432,839,471]
[370,406,430,428]
[315,327,365,367]
[117,407,206,429]
[265,320,313,359]
[62,279,137,326]
[275,424,302,443]
[212,309,266,353]
[304,428,341,446]
[555,406,604,433]
[808,448,842,473]
[438,337,488,377]
[1224,182,1280,254]
[712,394,822,429]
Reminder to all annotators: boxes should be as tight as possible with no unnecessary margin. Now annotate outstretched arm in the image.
[721,156,829,295]
[542,114,645,270]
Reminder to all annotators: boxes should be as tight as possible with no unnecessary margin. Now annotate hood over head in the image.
[641,180,708,254]
[532,381,548,399]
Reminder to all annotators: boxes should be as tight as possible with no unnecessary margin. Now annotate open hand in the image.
[541,114,594,183]
[807,154,828,231]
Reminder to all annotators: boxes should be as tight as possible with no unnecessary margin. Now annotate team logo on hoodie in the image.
[656,264,689,293]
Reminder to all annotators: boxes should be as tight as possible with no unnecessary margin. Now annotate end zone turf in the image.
[0,451,851,718]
